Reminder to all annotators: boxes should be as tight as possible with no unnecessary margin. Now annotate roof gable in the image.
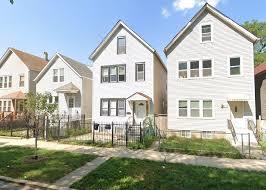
[0,48,48,72]
[89,20,155,60]
[34,53,92,82]
[164,3,258,56]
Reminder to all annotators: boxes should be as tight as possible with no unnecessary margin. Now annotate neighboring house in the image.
[255,62,266,119]
[90,20,167,124]
[0,48,48,118]
[35,53,93,120]
[164,3,258,143]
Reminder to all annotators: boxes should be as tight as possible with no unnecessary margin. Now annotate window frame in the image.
[100,98,126,117]
[178,100,188,117]
[181,130,191,138]
[189,60,200,78]
[53,69,58,82]
[135,62,145,82]
[101,65,126,83]
[203,100,213,118]
[178,61,188,79]
[19,74,25,87]
[0,101,2,112]
[200,23,213,43]
[59,68,64,82]
[228,56,242,76]
[190,100,200,118]
[202,59,213,77]
[202,131,214,139]
[117,36,126,54]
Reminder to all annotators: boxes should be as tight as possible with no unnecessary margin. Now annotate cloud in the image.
[173,0,222,11]
[161,8,171,18]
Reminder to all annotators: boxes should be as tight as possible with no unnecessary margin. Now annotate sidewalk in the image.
[1,137,266,172]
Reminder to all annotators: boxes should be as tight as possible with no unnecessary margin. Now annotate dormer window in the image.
[201,24,212,42]
[117,36,126,54]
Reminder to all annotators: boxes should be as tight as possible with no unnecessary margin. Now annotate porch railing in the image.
[227,119,237,144]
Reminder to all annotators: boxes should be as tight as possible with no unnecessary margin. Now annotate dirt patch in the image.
[23,156,48,164]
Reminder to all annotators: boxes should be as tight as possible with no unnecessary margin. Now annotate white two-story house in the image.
[90,21,167,124]
[0,48,48,118]
[164,3,258,143]
[35,53,93,120]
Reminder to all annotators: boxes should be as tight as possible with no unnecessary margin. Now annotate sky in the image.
[0,0,265,65]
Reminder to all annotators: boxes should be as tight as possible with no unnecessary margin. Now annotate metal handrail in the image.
[248,119,260,142]
[227,119,237,143]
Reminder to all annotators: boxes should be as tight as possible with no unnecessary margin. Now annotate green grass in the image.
[71,157,266,190]
[0,146,97,183]
[159,137,242,159]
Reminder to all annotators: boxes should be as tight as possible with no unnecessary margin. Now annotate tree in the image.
[23,92,57,159]
[243,20,266,66]
[9,0,14,4]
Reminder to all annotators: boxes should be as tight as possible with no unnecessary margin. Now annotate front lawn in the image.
[0,146,97,183]
[71,157,266,190]
[159,137,242,159]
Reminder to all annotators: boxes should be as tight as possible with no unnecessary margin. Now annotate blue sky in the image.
[0,0,265,65]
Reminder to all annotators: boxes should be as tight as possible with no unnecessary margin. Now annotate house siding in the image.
[255,75,266,119]
[82,77,92,118]
[167,11,255,132]
[92,26,155,123]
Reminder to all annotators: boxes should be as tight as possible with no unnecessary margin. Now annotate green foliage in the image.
[0,146,97,183]
[9,0,14,4]
[159,137,242,159]
[243,20,266,65]
[72,157,266,190]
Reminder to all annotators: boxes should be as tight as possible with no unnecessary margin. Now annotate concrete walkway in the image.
[55,157,110,187]
[1,137,266,172]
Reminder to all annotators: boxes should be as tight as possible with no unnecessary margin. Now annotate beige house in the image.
[0,48,48,119]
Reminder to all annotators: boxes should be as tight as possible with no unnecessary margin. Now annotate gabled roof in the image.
[34,53,92,82]
[0,91,26,100]
[89,20,167,71]
[54,82,80,93]
[127,92,152,101]
[255,62,266,76]
[164,3,258,56]
[0,48,48,72]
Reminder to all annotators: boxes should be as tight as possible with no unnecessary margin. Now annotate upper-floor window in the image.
[101,65,126,83]
[229,57,241,76]
[136,63,145,81]
[201,24,212,42]
[100,98,126,117]
[117,36,126,54]
[178,59,212,79]
[53,68,64,82]
[0,76,12,89]
[178,62,187,79]
[19,75,25,87]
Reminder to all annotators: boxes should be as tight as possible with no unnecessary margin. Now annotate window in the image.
[181,130,191,138]
[60,68,64,82]
[118,99,126,116]
[101,67,109,83]
[0,77,2,88]
[117,36,126,54]
[8,76,12,87]
[230,57,241,75]
[3,101,6,112]
[202,131,213,139]
[179,100,188,117]
[203,60,212,77]
[203,100,213,118]
[0,101,2,111]
[178,62,187,78]
[19,75,25,87]
[54,96,59,104]
[110,66,117,83]
[7,101,11,112]
[48,96,53,104]
[4,76,7,88]
[118,65,126,82]
[190,100,200,117]
[202,24,212,42]
[68,97,74,108]
[53,69,58,82]
[190,61,199,78]
[100,99,126,117]
[136,63,145,81]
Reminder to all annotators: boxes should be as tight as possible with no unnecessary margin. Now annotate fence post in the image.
[58,119,60,141]
[126,122,128,147]
[10,115,13,137]
[248,133,251,158]
[139,122,142,143]
[111,122,114,147]
[83,114,85,128]
[92,122,95,144]
[241,134,244,154]
[45,116,48,141]
[67,115,70,136]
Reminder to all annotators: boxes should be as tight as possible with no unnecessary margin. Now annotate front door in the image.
[229,101,245,128]
[134,101,146,124]
[67,96,75,116]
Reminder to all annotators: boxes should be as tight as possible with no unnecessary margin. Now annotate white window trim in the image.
[53,68,65,83]
[200,22,213,43]
[19,74,25,87]
[177,58,214,80]
[202,131,214,139]
[0,75,12,89]
[181,130,191,138]
[177,99,215,120]
[136,62,145,82]
[67,96,75,109]
[227,56,243,77]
